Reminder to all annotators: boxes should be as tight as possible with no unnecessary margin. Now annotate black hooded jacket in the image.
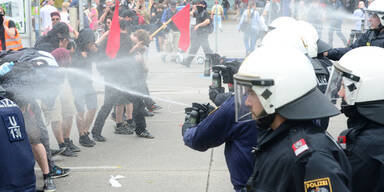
[339,106,384,192]
[328,25,384,61]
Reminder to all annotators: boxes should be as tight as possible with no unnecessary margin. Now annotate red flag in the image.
[106,0,120,59]
[171,4,190,52]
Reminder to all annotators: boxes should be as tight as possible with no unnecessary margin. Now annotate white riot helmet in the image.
[296,20,319,58]
[325,46,384,124]
[366,0,384,24]
[268,16,297,30]
[234,46,339,122]
[262,28,307,54]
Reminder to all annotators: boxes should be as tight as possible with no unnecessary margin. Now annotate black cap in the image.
[277,88,340,120]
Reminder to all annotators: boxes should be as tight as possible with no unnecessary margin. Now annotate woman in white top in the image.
[60,2,70,24]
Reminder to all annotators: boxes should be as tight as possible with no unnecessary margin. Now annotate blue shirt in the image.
[238,9,263,32]
[353,8,365,30]
[0,98,36,191]
[183,96,258,191]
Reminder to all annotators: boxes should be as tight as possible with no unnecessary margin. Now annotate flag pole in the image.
[150,18,173,39]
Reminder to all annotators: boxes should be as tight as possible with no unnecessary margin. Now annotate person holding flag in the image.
[161,1,181,63]
[92,0,154,140]
[182,0,213,67]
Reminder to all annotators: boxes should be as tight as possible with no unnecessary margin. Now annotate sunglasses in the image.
[52,18,60,21]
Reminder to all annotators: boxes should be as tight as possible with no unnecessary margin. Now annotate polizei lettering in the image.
[304,177,332,192]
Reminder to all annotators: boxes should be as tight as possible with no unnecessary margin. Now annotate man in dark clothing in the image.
[325,46,384,192]
[182,96,258,192]
[92,20,154,140]
[222,0,230,20]
[182,0,213,67]
[68,28,99,147]
[233,47,351,192]
[324,5,384,60]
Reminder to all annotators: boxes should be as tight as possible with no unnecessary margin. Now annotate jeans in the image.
[223,8,228,20]
[243,29,258,55]
[213,15,222,31]
[328,22,347,46]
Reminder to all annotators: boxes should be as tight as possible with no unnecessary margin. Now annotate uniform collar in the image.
[257,120,299,150]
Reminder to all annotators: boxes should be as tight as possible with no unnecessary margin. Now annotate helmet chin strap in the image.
[255,111,276,130]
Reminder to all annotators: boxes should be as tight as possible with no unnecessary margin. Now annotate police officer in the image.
[324,0,384,61]
[182,98,258,192]
[0,87,36,191]
[325,46,384,192]
[262,25,332,130]
[234,47,351,191]
[182,0,213,67]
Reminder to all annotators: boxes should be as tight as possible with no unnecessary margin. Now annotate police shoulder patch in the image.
[304,177,332,192]
[292,138,309,156]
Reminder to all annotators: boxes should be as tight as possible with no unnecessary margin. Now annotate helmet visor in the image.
[234,75,275,122]
[325,65,361,105]
[234,80,253,122]
[325,66,343,103]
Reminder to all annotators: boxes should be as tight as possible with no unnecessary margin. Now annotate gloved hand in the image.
[209,86,225,103]
[182,117,195,136]
[182,103,216,136]
[192,102,216,121]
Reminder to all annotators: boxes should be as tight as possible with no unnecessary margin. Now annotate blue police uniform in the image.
[183,96,258,191]
[0,98,36,192]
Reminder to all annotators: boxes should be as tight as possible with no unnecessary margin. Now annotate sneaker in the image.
[137,130,154,139]
[79,134,95,147]
[61,147,77,157]
[86,132,96,145]
[114,125,134,135]
[144,108,154,117]
[50,165,70,179]
[59,143,77,157]
[50,148,65,157]
[125,120,136,131]
[65,139,81,152]
[43,177,56,192]
[93,134,107,142]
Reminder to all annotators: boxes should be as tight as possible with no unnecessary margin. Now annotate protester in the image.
[68,28,99,147]
[43,11,79,38]
[211,0,224,32]
[238,2,262,55]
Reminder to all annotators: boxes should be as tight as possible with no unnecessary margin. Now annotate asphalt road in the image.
[36,19,352,192]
